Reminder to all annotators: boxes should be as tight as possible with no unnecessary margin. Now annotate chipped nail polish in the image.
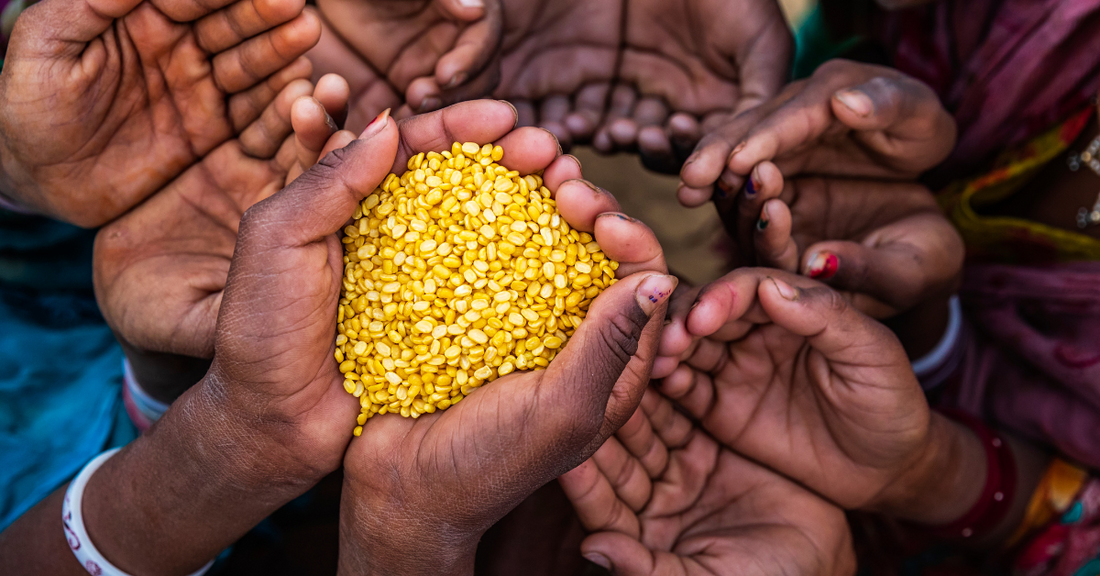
[807,251,839,280]
[756,216,768,231]
[745,177,757,198]
[637,274,679,316]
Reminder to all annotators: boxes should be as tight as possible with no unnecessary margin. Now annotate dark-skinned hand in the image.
[653,268,937,512]
[680,59,957,205]
[336,114,676,576]
[0,0,321,226]
[560,388,856,576]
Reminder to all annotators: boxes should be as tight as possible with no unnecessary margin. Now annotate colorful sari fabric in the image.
[819,0,1100,180]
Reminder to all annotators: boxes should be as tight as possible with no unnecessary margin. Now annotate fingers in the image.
[290,74,349,169]
[392,100,519,171]
[558,455,641,537]
[432,0,502,92]
[730,2,793,112]
[212,10,321,94]
[581,532,671,576]
[754,199,799,272]
[15,0,144,55]
[195,0,305,54]
[239,111,398,250]
[239,77,313,158]
[228,56,313,132]
[683,269,764,338]
[553,181,623,233]
[539,271,675,453]
[799,212,963,317]
[757,272,905,364]
[832,76,957,172]
[565,83,611,142]
[592,213,666,278]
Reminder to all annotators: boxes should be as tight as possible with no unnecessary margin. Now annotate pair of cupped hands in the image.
[306,0,794,172]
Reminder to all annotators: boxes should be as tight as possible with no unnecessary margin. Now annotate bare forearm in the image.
[0,372,329,575]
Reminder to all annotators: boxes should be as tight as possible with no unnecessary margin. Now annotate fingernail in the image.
[498,100,519,128]
[730,141,746,156]
[362,108,391,138]
[565,154,582,171]
[580,179,610,199]
[596,211,636,223]
[324,111,337,132]
[418,96,442,113]
[719,171,739,196]
[806,251,839,280]
[756,205,769,231]
[584,553,612,571]
[540,127,564,155]
[636,275,679,317]
[745,175,757,198]
[770,277,800,301]
[458,0,484,7]
[834,90,873,117]
[444,71,468,90]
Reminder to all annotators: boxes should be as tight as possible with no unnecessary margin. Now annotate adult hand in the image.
[597,0,792,173]
[719,171,963,318]
[311,0,503,124]
[0,0,322,226]
[336,126,675,576]
[654,268,946,514]
[561,388,856,576]
[680,59,957,206]
[94,72,350,400]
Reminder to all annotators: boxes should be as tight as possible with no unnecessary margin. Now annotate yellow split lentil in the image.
[335,141,618,422]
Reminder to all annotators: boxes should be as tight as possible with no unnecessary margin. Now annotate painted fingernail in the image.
[636,274,679,317]
[756,205,769,231]
[745,175,758,198]
[770,277,800,301]
[584,554,612,571]
[444,71,468,90]
[806,251,839,280]
[418,96,442,113]
[719,171,739,195]
[834,90,873,117]
[362,108,391,137]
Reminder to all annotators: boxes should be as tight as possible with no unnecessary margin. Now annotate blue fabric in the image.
[0,210,134,531]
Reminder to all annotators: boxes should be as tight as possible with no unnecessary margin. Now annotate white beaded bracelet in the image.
[63,448,215,576]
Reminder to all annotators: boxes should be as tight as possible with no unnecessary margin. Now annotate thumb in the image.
[240,110,398,250]
[538,272,676,450]
[582,532,660,576]
[758,274,908,368]
[831,75,956,170]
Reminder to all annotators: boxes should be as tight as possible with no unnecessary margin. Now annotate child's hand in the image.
[0,0,321,226]
[679,59,956,206]
[559,388,856,576]
[720,169,963,318]
[311,0,502,122]
[654,268,935,511]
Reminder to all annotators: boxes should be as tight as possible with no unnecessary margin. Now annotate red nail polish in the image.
[808,252,839,280]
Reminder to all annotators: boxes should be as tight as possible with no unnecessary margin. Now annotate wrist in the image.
[82,373,327,574]
[337,479,479,576]
[868,412,986,524]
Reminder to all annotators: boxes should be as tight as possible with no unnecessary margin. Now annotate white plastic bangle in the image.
[911,295,962,376]
[63,448,215,576]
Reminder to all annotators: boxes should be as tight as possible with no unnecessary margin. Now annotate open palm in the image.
[560,389,856,576]
[657,269,932,510]
[0,0,319,226]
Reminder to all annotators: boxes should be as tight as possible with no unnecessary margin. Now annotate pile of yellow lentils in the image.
[335,141,618,433]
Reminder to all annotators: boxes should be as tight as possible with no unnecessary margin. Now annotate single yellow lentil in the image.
[335,142,617,424]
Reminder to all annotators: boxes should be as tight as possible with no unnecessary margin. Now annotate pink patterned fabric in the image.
[874,0,1100,177]
[949,262,1100,469]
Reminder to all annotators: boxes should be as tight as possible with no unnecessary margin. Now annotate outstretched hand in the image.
[654,268,934,511]
[560,388,856,576]
[680,59,957,205]
[0,0,321,226]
